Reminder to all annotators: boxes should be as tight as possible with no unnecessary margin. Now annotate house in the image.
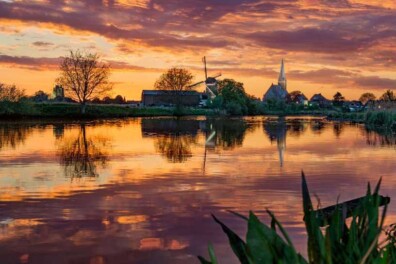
[286,93,308,105]
[126,100,142,107]
[309,93,331,108]
[345,100,364,112]
[141,90,201,107]
[263,59,288,102]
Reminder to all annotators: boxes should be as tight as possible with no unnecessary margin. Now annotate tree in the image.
[333,91,345,106]
[379,90,395,101]
[359,92,376,104]
[57,50,112,114]
[31,90,49,102]
[155,67,194,92]
[0,83,25,102]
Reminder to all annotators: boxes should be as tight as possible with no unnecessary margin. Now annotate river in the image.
[0,116,395,263]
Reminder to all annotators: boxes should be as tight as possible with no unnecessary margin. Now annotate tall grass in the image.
[199,172,396,264]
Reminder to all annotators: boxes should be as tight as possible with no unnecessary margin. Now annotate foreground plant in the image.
[199,172,396,264]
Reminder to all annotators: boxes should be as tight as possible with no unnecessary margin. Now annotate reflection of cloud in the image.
[57,124,111,179]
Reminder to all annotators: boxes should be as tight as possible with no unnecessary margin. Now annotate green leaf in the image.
[208,244,219,264]
[212,214,250,264]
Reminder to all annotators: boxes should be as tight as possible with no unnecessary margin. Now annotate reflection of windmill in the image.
[202,123,216,174]
[188,56,221,100]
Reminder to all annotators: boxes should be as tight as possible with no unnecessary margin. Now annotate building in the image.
[141,90,201,107]
[53,85,64,98]
[286,92,308,105]
[309,93,331,108]
[345,100,364,112]
[263,59,288,102]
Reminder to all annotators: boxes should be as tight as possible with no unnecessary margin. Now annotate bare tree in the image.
[57,50,112,114]
[155,67,194,92]
[0,83,25,102]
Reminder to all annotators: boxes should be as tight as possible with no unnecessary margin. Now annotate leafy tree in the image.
[379,90,395,101]
[359,92,376,104]
[217,79,249,115]
[0,83,25,102]
[155,67,194,92]
[57,50,112,114]
[287,90,303,101]
[333,91,345,106]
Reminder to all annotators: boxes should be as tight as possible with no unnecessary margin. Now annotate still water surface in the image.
[0,117,395,263]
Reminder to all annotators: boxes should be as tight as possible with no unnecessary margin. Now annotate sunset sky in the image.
[0,0,395,100]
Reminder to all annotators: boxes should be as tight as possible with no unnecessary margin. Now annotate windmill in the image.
[188,56,221,100]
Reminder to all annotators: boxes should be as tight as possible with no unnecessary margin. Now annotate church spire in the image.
[278,59,287,91]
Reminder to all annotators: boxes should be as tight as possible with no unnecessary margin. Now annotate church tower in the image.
[278,59,287,91]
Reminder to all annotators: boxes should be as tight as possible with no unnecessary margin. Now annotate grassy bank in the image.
[0,102,216,119]
[328,110,396,130]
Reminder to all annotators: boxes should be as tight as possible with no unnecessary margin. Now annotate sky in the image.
[0,0,395,100]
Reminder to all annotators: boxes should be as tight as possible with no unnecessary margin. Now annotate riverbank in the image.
[1,102,395,131]
[0,102,216,119]
[328,110,396,130]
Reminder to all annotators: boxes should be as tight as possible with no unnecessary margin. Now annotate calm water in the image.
[0,117,395,264]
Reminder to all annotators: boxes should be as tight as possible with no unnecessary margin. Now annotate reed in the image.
[199,172,396,264]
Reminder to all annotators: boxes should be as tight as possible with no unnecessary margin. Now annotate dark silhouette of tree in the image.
[0,83,25,102]
[333,92,345,106]
[57,124,110,179]
[57,50,112,114]
[379,90,395,101]
[155,68,194,92]
[359,92,376,104]
[31,90,49,102]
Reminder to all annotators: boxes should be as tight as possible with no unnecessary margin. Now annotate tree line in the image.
[0,50,395,115]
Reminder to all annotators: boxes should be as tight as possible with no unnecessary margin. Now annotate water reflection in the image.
[207,118,252,151]
[333,122,345,138]
[143,118,253,163]
[0,124,32,150]
[365,128,396,147]
[263,117,287,167]
[310,119,326,134]
[56,124,111,179]
[155,135,197,163]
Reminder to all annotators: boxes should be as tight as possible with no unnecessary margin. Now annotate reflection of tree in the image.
[364,128,396,147]
[333,122,344,138]
[310,120,326,134]
[208,119,251,150]
[0,124,32,150]
[57,124,110,179]
[155,134,197,163]
[287,119,307,137]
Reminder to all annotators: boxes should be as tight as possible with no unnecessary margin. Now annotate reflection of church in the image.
[263,118,287,167]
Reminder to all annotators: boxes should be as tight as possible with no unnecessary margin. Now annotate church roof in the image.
[263,84,288,102]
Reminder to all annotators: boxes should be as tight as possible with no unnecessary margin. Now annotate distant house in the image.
[345,100,364,112]
[286,93,308,105]
[126,100,142,107]
[310,93,331,108]
[263,59,288,102]
[141,90,201,107]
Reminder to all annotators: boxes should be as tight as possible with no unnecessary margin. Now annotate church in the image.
[262,59,288,102]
